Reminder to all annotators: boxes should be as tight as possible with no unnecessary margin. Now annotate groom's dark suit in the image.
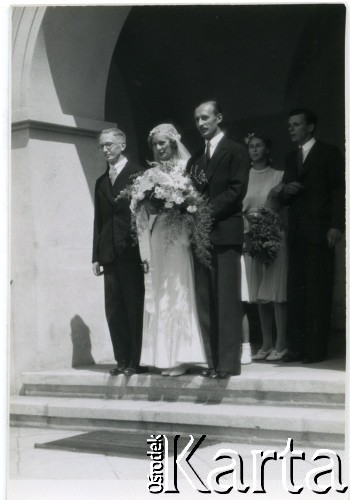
[280,140,345,360]
[187,136,250,374]
[93,161,145,368]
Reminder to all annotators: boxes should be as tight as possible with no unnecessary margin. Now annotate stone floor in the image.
[8,351,348,499]
[8,426,348,500]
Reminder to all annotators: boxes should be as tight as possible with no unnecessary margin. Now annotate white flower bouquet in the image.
[118,161,213,267]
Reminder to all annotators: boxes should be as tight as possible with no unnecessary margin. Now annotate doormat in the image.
[35,431,216,457]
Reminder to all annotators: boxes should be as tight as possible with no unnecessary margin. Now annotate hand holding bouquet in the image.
[117,161,213,267]
[245,207,283,267]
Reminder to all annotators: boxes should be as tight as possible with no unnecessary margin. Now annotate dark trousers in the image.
[194,245,243,374]
[103,258,144,368]
[287,234,335,359]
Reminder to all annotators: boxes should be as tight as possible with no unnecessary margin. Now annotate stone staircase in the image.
[10,359,346,449]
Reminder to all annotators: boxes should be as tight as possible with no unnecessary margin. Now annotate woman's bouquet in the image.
[245,207,282,267]
[118,160,213,267]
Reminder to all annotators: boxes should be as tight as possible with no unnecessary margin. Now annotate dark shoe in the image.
[137,366,149,374]
[302,355,327,364]
[123,366,148,376]
[109,364,126,376]
[210,371,234,380]
[283,352,302,363]
[200,368,216,378]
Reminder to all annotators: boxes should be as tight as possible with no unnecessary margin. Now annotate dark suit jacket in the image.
[92,161,144,264]
[280,141,345,245]
[187,136,250,246]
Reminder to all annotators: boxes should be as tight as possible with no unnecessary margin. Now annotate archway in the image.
[106,4,345,164]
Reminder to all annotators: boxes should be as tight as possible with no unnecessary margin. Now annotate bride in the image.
[140,124,206,376]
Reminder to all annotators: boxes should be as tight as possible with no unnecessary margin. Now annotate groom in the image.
[187,101,250,379]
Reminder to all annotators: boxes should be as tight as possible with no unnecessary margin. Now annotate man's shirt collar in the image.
[301,137,316,154]
[109,156,128,171]
[206,130,224,148]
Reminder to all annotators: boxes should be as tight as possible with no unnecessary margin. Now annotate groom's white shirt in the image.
[205,131,224,158]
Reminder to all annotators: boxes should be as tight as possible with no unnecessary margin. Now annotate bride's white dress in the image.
[140,176,206,369]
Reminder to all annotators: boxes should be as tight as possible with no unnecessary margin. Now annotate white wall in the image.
[11,6,132,392]
[11,129,111,382]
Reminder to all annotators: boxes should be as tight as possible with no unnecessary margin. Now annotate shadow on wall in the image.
[71,315,95,368]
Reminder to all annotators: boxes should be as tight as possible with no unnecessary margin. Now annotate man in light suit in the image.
[93,127,145,376]
[187,101,250,379]
[280,109,345,363]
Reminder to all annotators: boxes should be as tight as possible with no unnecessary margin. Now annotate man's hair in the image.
[288,108,318,129]
[98,127,126,143]
[196,100,223,116]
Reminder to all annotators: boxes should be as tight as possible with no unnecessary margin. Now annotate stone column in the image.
[11,6,133,392]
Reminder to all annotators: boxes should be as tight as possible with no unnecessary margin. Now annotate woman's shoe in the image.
[161,368,172,376]
[241,343,252,365]
[252,348,273,361]
[200,368,215,377]
[169,366,188,377]
[266,349,288,361]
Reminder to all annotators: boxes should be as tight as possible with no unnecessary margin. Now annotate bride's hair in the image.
[148,123,191,162]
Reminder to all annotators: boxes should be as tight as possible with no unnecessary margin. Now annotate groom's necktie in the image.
[205,142,211,166]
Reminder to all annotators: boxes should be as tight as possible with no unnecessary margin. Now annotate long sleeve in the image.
[92,181,101,263]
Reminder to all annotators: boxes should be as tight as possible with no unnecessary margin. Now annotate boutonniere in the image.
[189,164,208,185]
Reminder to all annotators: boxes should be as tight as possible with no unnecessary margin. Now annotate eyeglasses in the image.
[98,142,119,151]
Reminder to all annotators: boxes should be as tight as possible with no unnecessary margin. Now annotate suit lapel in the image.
[301,141,319,175]
[197,151,206,175]
[206,136,229,181]
[111,161,134,196]
[290,151,300,180]
[189,149,207,187]
[99,171,115,205]
[98,161,135,204]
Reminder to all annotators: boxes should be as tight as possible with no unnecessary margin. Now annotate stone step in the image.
[10,395,345,449]
[19,361,346,407]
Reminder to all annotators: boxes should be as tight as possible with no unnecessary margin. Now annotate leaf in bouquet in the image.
[247,207,282,266]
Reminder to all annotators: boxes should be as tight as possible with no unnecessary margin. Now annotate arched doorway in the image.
[106,4,345,164]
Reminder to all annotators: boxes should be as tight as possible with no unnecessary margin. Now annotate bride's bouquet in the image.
[118,160,213,267]
[245,207,283,267]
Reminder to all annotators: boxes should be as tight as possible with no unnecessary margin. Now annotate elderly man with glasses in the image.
[92,127,146,376]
